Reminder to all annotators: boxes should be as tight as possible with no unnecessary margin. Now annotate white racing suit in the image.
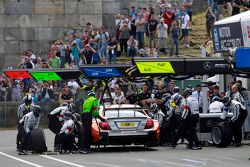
[58,119,76,151]
[19,112,41,151]
[173,96,201,147]
[17,104,35,150]
[221,100,248,144]
[48,106,69,148]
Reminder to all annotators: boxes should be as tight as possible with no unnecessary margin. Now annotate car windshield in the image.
[104,109,146,118]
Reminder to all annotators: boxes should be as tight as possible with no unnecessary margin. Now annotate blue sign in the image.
[81,67,122,78]
[235,48,250,68]
[213,28,220,51]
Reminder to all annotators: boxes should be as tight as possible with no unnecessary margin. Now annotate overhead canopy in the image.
[214,10,250,25]
[212,11,250,52]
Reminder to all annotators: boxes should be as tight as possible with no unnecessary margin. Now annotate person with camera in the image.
[127,36,138,57]
[135,13,146,49]
[205,6,215,37]
[18,105,42,155]
[157,18,168,54]
[119,21,130,56]
[107,36,118,64]
[221,95,248,147]
[80,44,96,65]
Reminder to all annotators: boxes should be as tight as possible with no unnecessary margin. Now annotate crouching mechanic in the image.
[57,111,77,153]
[79,91,106,154]
[221,96,248,147]
[48,103,76,150]
[18,105,41,155]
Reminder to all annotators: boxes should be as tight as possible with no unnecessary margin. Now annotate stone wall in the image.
[0,0,207,70]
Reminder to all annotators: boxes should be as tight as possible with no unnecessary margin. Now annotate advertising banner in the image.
[212,22,243,52]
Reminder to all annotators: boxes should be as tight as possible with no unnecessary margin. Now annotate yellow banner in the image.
[135,62,175,74]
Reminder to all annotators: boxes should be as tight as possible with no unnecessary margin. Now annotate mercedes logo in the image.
[204,62,212,71]
[205,120,213,128]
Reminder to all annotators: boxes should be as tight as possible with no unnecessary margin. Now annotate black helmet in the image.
[173,86,180,93]
[33,105,41,117]
[173,93,182,105]
[222,96,231,107]
[211,96,220,103]
[182,88,192,98]
[68,103,76,113]
[162,93,171,102]
[87,90,95,97]
[23,95,32,106]
[63,111,73,120]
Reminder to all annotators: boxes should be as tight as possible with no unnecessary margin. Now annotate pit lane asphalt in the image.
[0,129,249,167]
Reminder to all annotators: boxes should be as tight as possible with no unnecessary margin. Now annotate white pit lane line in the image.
[40,155,123,167]
[40,155,86,167]
[181,159,206,166]
[0,152,44,167]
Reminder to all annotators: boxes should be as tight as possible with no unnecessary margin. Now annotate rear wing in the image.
[102,106,150,117]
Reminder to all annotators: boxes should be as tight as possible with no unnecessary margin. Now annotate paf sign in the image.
[135,61,175,74]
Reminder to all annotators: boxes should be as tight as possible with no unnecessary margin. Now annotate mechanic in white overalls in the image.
[221,96,248,147]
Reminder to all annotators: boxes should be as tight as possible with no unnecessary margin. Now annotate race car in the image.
[91,104,160,146]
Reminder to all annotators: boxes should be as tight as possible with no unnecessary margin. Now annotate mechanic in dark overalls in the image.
[79,91,105,154]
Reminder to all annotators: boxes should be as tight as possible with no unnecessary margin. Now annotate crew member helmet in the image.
[68,103,76,113]
[33,105,41,117]
[87,90,95,97]
[211,96,220,103]
[182,88,192,98]
[222,96,231,107]
[63,111,73,120]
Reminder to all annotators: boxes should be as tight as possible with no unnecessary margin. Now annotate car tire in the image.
[30,128,47,153]
[78,124,84,149]
[211,122,232,147]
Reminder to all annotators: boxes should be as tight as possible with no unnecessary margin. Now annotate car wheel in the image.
[31,128,47,153]
[78,124,84,148]
[211,122,232,147]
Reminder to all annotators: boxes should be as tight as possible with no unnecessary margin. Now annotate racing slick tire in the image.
[78,124,84,149]
[48,114,61,134]
[30,128,47,153]
[211,122,232,147]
